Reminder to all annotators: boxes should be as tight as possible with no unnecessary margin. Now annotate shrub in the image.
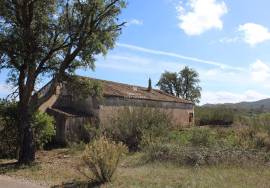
[81,137,128,184]
[0,100,19,158]
[104,107,171,151]
[32,111,56,149]
[195,107,234,126]
[144,142,270,166]
[167,127,238,149]
[189,128,216,147]
[0,100,56,158]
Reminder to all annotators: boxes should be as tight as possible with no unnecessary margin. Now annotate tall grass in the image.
[195,107,234,126]
[103,107,171,151]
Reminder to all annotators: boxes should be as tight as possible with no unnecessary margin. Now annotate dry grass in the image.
[112,164,270,188]
[1,150,270,188]
[0,149,86,186]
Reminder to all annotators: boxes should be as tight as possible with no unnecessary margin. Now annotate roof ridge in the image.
[76,75,150,90]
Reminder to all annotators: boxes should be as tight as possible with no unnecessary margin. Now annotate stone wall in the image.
[98,96,194,129]
[98,105,194,129]
[40,86,194,144]
[47,108,93,145]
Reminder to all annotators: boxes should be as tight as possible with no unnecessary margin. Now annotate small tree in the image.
[157,66,202,103]
[0,0,126,164]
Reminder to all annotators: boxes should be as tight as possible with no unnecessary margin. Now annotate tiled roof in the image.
[79,76,193,104]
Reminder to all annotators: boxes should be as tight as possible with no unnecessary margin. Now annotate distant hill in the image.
[203,98,270,112]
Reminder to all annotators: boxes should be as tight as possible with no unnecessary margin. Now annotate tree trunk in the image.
[18,107,35,164]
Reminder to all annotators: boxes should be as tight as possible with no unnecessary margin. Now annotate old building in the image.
[39,76,194,144]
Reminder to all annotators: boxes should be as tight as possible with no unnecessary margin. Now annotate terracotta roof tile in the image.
[79,76,193,104]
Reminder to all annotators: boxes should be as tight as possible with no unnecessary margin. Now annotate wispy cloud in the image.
[126,19,143,26]
[201,90,270,104]
[95,51,269,105]
[116,43,245,71]
[177,0,228,35]
[219,37,240,44]
[97,54,184,74]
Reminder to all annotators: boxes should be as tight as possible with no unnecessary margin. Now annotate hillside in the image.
[203,98,270,112]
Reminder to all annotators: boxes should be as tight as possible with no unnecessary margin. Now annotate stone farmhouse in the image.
[39,76,194,144]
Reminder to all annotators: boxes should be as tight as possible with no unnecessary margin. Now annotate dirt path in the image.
[0,175,46,188]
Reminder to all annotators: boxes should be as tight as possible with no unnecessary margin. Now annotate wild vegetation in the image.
[80,137,128,184]
[0,0,126,164]
[0,100,55,159]
[102,107,171,151]
[2,107,270,187]
[195,106,235,126]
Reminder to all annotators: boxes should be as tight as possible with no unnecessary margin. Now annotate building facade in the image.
[39,77,194,144]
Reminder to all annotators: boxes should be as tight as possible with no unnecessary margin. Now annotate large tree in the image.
[0,0,126,164]
[157,66,202,103]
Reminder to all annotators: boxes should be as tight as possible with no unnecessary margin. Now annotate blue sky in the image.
[1,0,270,104]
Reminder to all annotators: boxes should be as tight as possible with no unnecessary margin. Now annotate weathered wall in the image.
[38,85,61,112]
[47,108,93,144]
[98,96,194,129]
[98,105,194,129]
[40,84,194,144]
[65,116,93,143]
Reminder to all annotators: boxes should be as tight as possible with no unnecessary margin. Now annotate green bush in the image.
[167,127,237,149]
[104,107,171,151]
[0,100,19,158]
[0,100,56,158]
[32,111,55,149]
[189,128,216,147]
[195,107,234,126]
[81,137,128,184]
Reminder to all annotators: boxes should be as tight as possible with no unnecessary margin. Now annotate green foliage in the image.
[195,107,234,126]
[81,137,128,184]
[66,76,103,100]
[0,100,56,158]
[189,128,216,147]
[157,71,179,96]
[157,66,201,103]
[0,0,126,163]
[167,127,237,149]
[233,113,270,150]
[144,142,269,166]
[0,0,127,78]
[104,107,171,151]
[32,111,55,149]
[0,100,19,158]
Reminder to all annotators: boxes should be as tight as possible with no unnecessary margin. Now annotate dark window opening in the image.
[189,113,194,123]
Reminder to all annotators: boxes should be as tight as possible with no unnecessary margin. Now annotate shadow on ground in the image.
[0,161,41,174]
[52,181,103,188]
[0,161,19,174]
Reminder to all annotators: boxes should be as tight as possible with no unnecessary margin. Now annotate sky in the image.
[1,0,270,104]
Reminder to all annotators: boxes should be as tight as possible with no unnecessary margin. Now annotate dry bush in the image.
[144,141,270,166]
[104,107,171,151]
[81,137,128,184]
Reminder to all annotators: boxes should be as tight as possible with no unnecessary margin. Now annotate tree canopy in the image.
[157,66,202,104]
[0,0,126,164]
